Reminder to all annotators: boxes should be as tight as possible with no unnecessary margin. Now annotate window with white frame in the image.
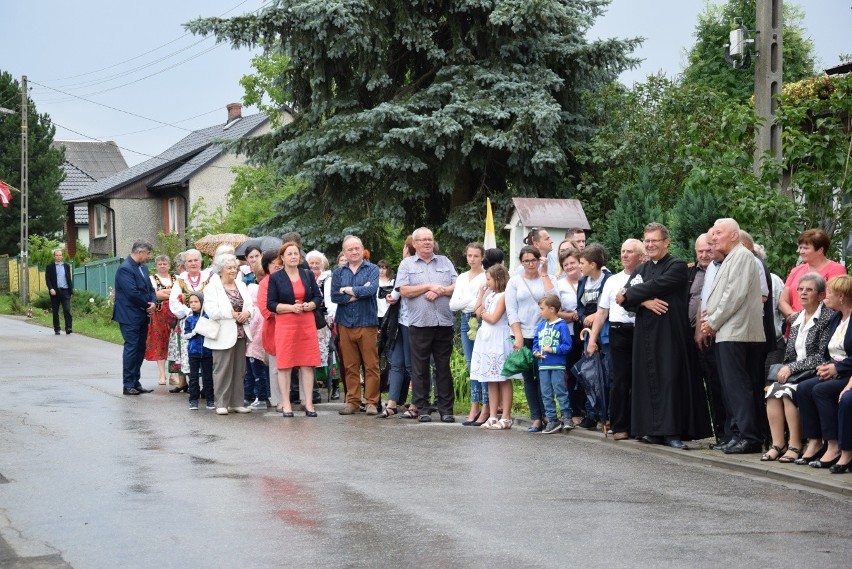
[168,198,179,233]
[94,204,108,238]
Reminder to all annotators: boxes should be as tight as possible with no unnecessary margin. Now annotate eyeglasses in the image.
[643,238,665,245]
[415,238,433,242]
[521,259,539,265]
[797,286,817,293]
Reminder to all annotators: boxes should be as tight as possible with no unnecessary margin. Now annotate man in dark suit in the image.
[113,241,157,395]
[45,248,73,335]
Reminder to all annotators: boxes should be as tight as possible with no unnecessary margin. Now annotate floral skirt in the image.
[167,322,190,375]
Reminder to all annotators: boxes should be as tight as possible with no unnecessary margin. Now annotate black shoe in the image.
[710,439,733,451]
[440,415,455,423]
[809,455,840,469]
[418,414,432,423]
[640,435,664,445]
[305,410,318,417]
[829,461,851,474]
[665,437,688,450]
[795,444,827,465]
[724,440,763,454]
[330,387,340,400]
[54,330,61,335]
[136,386,153,393]
[66,329,72,334]
[168,386,187,393]
[578,417,598,430]
[123,388,141,395]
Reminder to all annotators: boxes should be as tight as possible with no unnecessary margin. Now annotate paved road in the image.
[1,316,850,568]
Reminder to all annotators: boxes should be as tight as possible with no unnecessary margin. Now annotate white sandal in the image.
[498,418,513,430]
[480,417,499,429]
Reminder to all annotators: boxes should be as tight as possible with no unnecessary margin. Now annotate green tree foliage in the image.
[580,74,804,273]
[600,168,662,268]
[186,0,640,255]
[222,164,303,235]
[0,71,66,255]
[778,74,852,261]
[681,0,817,101]
[667,187,724,261]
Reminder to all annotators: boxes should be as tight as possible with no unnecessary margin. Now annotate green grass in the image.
[3,292,123,345]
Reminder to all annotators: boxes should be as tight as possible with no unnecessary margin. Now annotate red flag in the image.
[0,179,12,208]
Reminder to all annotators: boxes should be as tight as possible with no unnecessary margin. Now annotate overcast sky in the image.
[3,1,849,166]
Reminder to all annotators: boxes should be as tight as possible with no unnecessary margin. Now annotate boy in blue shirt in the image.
[183,292,214,410]
[533,294,573,434]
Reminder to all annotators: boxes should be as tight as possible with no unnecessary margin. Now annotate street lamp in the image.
[0,74,29,306]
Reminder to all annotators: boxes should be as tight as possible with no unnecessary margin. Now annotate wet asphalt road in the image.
[1,315,850,568]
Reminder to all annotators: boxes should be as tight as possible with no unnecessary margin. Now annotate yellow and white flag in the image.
[484,197,496,249]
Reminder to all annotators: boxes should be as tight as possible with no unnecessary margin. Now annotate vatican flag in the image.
[484,198,496,249]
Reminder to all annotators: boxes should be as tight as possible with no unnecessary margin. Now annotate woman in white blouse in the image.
[763,273,833,462]
[449,243,487,424]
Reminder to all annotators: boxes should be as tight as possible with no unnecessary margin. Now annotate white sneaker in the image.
[231,406,252,413]
[249,398,266,409]
[216,407,229,415]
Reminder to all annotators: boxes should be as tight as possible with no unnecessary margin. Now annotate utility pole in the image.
[753,0,784,191]
[19,75,29,306]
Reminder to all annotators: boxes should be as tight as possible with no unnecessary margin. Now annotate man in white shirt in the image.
[588,239,645,440]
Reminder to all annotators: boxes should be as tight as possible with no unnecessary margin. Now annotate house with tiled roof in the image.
[63,103,280,258]
[51,140,128,255]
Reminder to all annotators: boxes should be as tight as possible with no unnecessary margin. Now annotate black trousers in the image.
[188,356,214,403]
[409,325,454,416]
[51,288,72,332]
[715,341,763,444]
[608,325,634,433]
[694,332,727,441]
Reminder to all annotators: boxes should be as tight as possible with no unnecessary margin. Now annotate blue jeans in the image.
[460,313,488,405]
[540,368,571,420]
[388,325,411,403]
[245,357,270,400]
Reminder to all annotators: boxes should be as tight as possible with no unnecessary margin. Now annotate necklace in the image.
[187,272,201,288]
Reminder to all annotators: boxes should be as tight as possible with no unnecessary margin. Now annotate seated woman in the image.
[834,377,852,473]
[795,275,852,468]
[762,273,833,462]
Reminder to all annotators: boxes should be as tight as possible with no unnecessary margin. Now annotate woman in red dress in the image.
[144,255,173,385]
[267,242,323,417]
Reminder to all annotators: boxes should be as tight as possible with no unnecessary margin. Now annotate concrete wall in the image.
[188,122,274,218]
[113,198,162,257]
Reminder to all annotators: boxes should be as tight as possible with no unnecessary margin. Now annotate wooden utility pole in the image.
[753,0,784,190]
[19,75,28,305]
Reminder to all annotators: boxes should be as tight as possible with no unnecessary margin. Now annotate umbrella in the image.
[570,328,609,435]
[235,235,283,256]
[194,233,249,256]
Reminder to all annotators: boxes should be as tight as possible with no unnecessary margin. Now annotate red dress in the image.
[145,274,173,361]
[273,277,321,369]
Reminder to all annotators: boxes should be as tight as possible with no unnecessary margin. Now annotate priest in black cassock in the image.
[616,222,713,449]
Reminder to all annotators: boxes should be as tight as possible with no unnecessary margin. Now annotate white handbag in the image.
[194,316,220,340]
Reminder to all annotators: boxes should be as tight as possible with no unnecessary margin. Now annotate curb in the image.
[510,416,852,498]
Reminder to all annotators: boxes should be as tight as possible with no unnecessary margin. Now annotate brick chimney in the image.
[226,103,242,123]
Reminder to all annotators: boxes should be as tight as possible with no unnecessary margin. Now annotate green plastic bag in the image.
[467,317,479,341]
[501,343,534,376]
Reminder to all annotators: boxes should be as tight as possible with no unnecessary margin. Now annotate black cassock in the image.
[621,254,712,440]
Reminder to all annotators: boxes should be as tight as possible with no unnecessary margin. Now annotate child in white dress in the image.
[470,264,519,430]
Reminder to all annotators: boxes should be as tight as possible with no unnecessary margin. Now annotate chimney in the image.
[226,103,242,123]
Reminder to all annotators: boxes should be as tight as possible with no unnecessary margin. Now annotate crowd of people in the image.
[108,221,852,475]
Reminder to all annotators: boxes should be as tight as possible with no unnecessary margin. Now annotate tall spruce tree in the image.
[0,71,65,255]
[186,0,640,255]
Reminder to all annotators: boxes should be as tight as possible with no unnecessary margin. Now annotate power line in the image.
[100,107,224,138]
[52,121,240,171]
[30,81,195,132]
[39,0,262,83]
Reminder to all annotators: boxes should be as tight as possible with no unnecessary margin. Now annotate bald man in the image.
[701,218,766,454]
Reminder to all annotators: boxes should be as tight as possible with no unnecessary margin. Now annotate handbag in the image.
[766,363,814,385]
[501,343,534,376]
[314,305,328,330]
[194,316,220,340]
